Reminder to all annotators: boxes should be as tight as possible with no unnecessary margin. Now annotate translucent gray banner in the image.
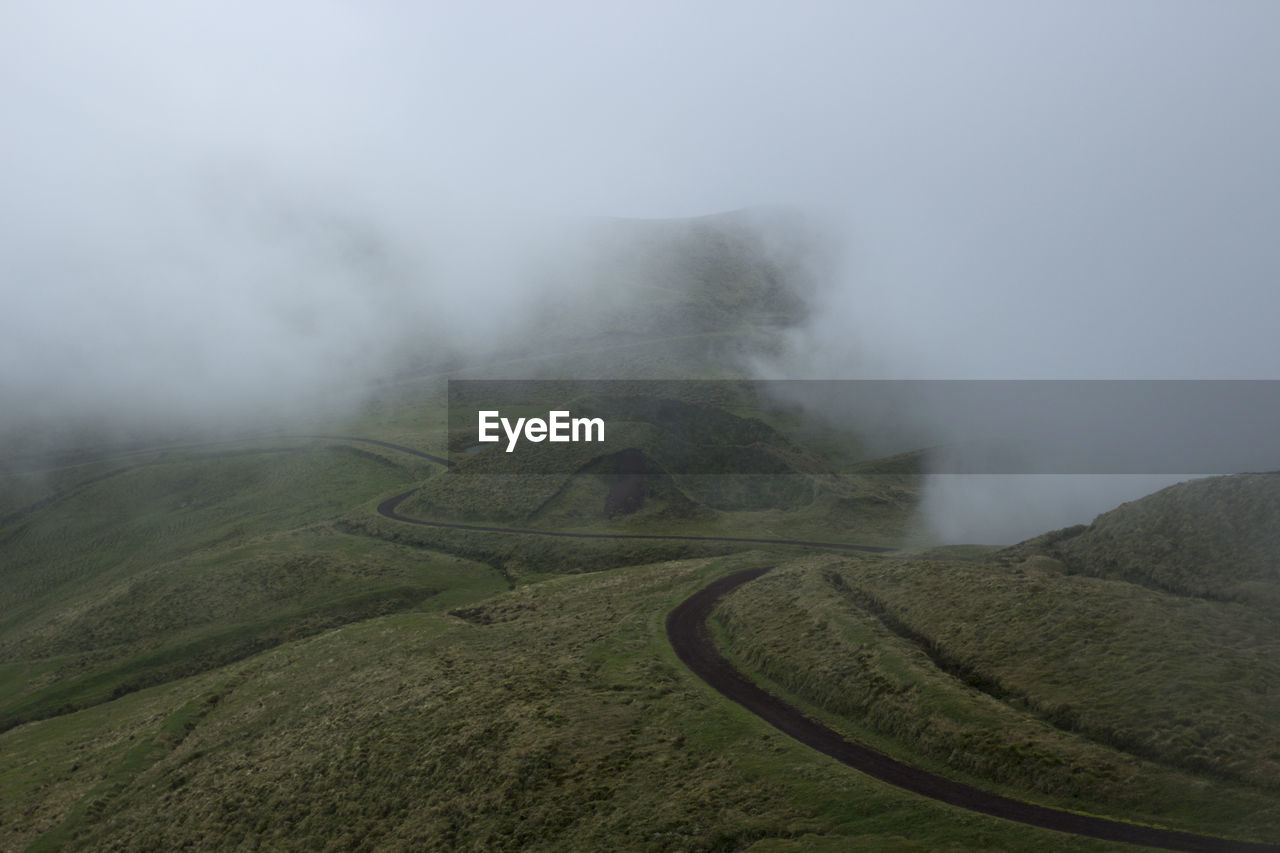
[446,380,1280,475]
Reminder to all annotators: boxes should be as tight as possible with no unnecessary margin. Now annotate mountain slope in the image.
[1034,472,1280,606]
[712,472,1280,842]
[2,212,1276,851]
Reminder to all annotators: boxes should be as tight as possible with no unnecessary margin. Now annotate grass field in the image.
[0,441,510,735]
[5,555,1133,852]
[2,211,1276,850]
[712,555,1280,844]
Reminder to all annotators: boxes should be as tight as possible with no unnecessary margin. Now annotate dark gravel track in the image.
[665,567,1280,853]
[298,435,453,467]
[376,488,894,552]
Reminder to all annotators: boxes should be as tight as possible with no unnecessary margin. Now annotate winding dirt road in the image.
[299,435,453,468]
[350,436,1275,852]
[376,488,893,552]
[665,568,1279,853]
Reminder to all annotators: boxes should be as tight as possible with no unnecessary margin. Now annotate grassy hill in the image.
[0,442,508,735]
[2,211,1277,850]
[4,555,1126,853]
[1023,472,1280,607]
[712,472,1280,844]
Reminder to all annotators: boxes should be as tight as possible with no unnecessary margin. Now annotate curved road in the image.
[376,488,893,553]
[351,437,1274,852]
[300,435,453,468]
[665,568,1279,853]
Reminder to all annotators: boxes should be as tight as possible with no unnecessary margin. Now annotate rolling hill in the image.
[1,211,1276,851]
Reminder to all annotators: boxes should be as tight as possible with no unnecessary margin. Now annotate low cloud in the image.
[3,2,1278,537]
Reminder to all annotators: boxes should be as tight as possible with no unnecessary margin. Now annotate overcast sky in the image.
[3,1,1279,534]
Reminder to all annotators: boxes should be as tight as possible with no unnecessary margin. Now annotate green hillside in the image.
[2,212,1276,851]
[1037,472,1280,607]
[0,443,507,735]
[712,472,1280,843]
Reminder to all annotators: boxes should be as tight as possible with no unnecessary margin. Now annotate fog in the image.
[4,2,1279,539]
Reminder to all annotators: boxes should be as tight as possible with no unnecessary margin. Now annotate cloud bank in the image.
[3,1,1278,536]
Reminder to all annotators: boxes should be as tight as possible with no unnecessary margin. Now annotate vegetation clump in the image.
[1034,472,1280,607]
